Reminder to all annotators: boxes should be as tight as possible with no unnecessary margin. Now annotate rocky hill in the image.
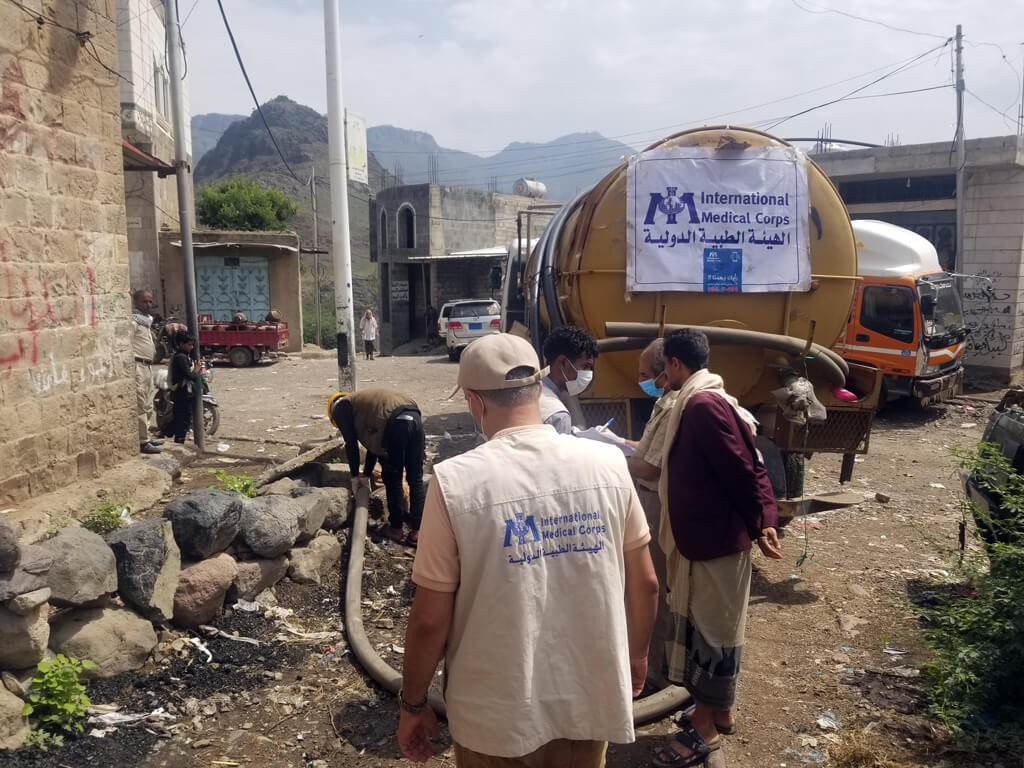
[367,126,634,201]
[191,112,246,164]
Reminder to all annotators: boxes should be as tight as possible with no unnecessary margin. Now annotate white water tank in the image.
[513,178,547,198]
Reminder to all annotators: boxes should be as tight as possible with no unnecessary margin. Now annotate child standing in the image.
[170,331,199,443]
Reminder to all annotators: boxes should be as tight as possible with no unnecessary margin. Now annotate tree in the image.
[196,178,298,231]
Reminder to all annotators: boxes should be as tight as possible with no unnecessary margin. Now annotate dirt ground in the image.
[3,350,1013,768]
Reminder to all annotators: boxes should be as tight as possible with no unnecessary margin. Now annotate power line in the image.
[966,89,1020,132]
[765,39,951,131]
[789,0,948,40]
[375,45,957,159]
[214,0,302,184]
[181,0,201,26]
[6,0,133,84]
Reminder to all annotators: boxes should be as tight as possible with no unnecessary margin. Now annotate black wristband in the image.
[399,689,427,714]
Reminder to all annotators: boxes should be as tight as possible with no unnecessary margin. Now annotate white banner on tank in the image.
[626,146,810,293]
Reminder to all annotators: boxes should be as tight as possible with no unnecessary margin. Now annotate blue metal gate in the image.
[196,254,271,321]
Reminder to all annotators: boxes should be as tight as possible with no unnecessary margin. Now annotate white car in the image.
[444,299,501,360]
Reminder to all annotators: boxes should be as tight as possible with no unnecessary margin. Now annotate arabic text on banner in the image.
[625,146,810,293]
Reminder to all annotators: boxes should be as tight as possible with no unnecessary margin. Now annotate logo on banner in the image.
[644,187,699,225]
[703,249,742,293]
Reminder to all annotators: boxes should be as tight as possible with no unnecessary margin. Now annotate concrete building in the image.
[813,135,1024,384]
[117,0,189,306]
[371,184,555,352]
[159,231,303,354]
[0,1,135,504]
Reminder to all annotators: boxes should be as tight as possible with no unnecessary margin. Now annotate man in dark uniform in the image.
[329,388,426,545]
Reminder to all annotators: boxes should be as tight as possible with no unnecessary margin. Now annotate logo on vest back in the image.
[504,514,541,547]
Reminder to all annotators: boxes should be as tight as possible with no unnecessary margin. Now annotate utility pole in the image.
[165,0,204,451]
[310,168,322,348]
[323,0,357,391]
[954,24,966,275]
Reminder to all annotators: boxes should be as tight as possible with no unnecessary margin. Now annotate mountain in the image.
[366,127,635,201]
[193,97,396,334]
[191,113,246,164]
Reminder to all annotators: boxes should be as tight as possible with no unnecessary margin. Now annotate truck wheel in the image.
[448,347,459,362]
[228,346,254,367]
[783,452,804,500]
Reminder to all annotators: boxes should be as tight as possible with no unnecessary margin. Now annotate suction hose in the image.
[344,485,691,723]
[604,322,849,387]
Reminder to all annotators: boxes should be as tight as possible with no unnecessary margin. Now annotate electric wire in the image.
[764,39,951,131]
[214,0,303,184]
[789,0,948,40]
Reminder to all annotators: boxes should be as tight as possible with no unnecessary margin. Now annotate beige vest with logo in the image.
[432,424,638,757]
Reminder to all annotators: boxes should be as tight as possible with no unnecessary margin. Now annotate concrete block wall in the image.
[0,0,136,505]
[962,166,1024,383]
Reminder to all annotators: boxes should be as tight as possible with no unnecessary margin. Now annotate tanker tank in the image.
[509,126,881,500]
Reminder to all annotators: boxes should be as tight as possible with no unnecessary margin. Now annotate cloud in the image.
[183,0,1024,151]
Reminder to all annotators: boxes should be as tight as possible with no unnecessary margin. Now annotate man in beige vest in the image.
[329,388,425,545]
[131,289,162,455]
[397,333,659,767]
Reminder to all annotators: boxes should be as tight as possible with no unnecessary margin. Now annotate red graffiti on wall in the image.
[1,248,99,378]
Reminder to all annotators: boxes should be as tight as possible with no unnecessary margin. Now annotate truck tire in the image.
[228,346,254,367]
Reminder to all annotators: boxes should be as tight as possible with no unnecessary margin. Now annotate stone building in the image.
[159,230,304,353]
[371,184,555,352]
[813,135,1024,384]
[0,1,135,504]
[117,0,189,307]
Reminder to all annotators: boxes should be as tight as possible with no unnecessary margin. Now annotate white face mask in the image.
[564,361,594,397]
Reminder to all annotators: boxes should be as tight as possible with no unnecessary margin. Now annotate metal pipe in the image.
[311,168,322,348]
[343,487,690,724]
[601,324,848,387]
[165,0,204,453]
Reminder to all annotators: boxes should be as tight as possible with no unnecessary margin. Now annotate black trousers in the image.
[381,408,425,531]
[172,394,193,443]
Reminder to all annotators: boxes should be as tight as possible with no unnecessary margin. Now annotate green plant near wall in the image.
[209,469,258,498]
[917,442,1024,751]
[80,498,128,535]
[22,655,95,738]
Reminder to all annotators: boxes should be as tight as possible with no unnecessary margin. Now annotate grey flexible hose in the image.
[604,322,849,387]
[344,486,691,724]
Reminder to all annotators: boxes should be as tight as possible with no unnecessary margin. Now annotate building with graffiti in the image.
[814,134,1024,384]
[0,2,136,505]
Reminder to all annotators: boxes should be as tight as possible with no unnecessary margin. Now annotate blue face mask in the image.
[639,378,664,398]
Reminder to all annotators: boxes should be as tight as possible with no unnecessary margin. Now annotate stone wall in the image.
[0,0,135,505]
[961,166,1024,383]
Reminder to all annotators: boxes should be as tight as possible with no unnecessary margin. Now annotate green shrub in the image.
[80,499,128,536]
[209,469,258,498]
[21,655,95,736]
[302,305,337,350]
[918,442,1024,748]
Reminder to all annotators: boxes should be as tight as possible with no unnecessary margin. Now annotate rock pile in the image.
[0,481,351,750]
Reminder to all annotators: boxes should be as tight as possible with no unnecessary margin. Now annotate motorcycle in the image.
[153,359,220,438]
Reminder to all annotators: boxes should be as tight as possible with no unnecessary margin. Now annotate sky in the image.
[181,0,1024,155]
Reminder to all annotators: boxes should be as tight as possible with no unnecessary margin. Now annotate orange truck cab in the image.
[834,220,966,406]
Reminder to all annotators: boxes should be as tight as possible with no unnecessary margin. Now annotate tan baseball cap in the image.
[452,333,548,396]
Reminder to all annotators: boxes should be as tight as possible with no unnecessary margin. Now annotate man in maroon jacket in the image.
[653,328,782,768]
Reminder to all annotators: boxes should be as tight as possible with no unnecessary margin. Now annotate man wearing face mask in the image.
[626,338,676,691]
[397,333,658,767]
[539,325,599,434]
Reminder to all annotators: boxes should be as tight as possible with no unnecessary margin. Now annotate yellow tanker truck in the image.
[501,126,881,508]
